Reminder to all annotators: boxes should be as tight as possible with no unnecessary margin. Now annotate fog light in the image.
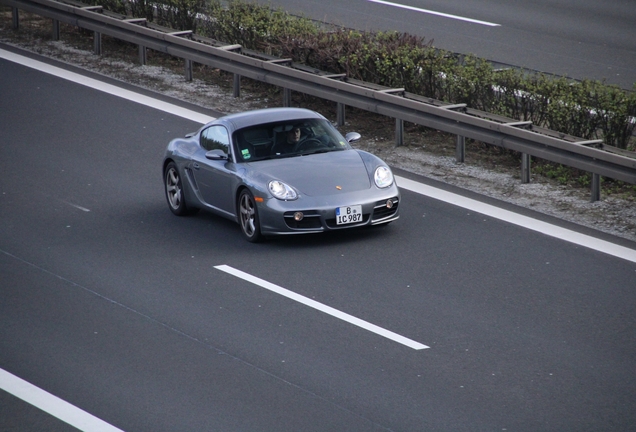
[386,199,394,209]
[294,212,304,221]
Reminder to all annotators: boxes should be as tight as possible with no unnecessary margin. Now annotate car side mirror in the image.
[345,132,361,143]
[205,149,228,160]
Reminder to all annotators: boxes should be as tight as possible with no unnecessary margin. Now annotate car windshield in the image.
[232,118,353,162]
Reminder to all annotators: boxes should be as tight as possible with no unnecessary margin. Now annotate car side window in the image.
[200,126,230,154]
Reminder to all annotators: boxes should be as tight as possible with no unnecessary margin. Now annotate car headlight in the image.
[268,180,298,200]
[374,166,394,188]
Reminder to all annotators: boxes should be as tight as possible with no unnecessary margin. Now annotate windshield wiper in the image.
[299,148,332,156]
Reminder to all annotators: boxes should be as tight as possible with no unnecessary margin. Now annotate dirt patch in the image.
[2,9,635,242]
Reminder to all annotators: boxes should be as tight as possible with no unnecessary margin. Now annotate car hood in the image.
[248,150,371,197]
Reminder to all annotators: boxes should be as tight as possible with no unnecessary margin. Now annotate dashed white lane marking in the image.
[0,368,125,432]
[215,265,429,350]
[367,0,501,26]
[64,201,91,212]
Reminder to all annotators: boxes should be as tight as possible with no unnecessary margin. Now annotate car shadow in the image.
[149,199,396,251]
[262,224,394,249]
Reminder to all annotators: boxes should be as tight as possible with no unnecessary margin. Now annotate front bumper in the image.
[257,186,400,235]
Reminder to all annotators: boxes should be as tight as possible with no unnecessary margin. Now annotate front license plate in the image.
[335,205,363,225]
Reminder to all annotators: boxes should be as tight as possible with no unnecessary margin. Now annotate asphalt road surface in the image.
[251,0,636,89]
[1,47,636,431]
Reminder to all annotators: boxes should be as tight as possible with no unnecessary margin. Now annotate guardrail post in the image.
[52,19,59,40]
[12,7,19,29]
[184,59,193,81]
[395,118,404,147]
[283,88,292,107]
[591,173,601,202]
[336,103,345,126]
[456,135,465,163]
[521,153,531,183]
[138,45,146,65]
[233,74,241,98]
[93,31,101,55]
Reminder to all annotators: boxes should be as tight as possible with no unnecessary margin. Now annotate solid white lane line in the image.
[0,48,215,125]
[367,0,501,26]
[396,176,636,264]
[0,368,125,432]
[215,265,429,350]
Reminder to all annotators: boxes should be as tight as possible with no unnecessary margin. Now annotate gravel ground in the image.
[2,11,635,243]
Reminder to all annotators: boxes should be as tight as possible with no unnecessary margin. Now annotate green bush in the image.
[199,0,317,53]
[442,55,497,111]
[80,0,126,15]
[154,0,207,32]
[591,84,636,148]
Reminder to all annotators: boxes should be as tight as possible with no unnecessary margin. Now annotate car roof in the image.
[213,108,326,131]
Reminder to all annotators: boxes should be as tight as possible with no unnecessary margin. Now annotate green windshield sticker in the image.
[241,148,251,159]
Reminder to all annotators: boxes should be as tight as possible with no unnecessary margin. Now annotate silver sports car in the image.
[162,107,400,242]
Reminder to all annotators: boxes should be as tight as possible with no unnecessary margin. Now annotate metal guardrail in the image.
[4,0,636,201]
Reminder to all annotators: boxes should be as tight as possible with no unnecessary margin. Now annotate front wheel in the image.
[238,189,262,242]
[164,162,197,216]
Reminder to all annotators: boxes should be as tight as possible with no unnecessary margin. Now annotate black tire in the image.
[238,189,262,242]
[164,162,197,216]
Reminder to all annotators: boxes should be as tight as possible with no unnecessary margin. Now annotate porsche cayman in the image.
[162,108,400,242]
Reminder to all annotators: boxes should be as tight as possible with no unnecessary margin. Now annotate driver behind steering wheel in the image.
[287,126,303,149]
[290,124,328,152]
[271,123,329,156]
[271,125,303,155]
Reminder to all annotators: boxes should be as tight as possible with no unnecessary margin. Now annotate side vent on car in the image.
[185,167,198,190]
